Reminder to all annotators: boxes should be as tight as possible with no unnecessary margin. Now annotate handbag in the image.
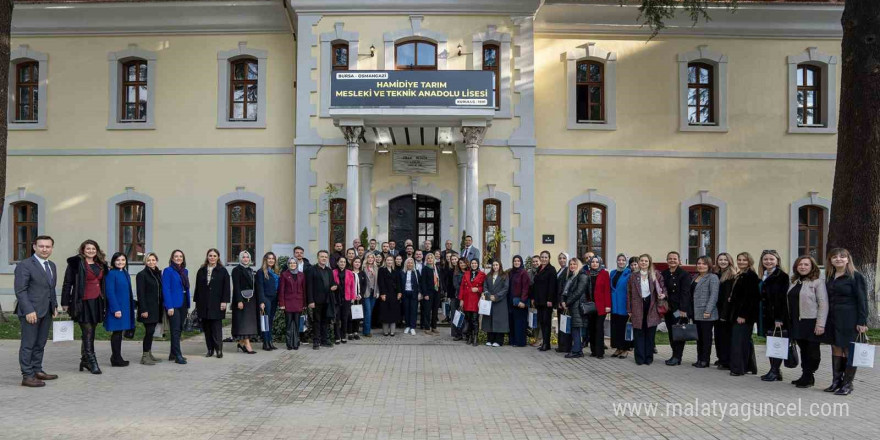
[782,293,799,368]
[579,301,596,316]
[670,321,698,342]
[656,298,669,315]
[189,309,201,331]
[478,298,492,316]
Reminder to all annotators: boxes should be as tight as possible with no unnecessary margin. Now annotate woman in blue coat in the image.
[162,250,190,364]
[104,252,135,367]
[609,256,637,359]
[255,252,280,351]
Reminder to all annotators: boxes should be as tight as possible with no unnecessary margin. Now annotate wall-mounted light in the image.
[376,142,389,153]
[457,44,462,57]
[441,142,454,154]
[370,45,375,57]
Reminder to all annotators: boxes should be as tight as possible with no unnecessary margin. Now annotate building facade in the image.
[2,0,845,308]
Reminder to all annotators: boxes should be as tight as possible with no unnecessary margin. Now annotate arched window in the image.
[576,60,604,122]
[687,62,714,125]
[482,44,500,110]
[11,202,38,262]
[227,201,256,263]
[482,198,501,262]
[576,203,605,262]
[796,65,821,126]
[332,43,349,71]
[329,198,346,250]
[121,60,147,122]
[15,61,38,122]
[395,40,437,70]
[688,204,716,263]
[229,58,258,121]
[118,201,146,263]
[798,205,825,261]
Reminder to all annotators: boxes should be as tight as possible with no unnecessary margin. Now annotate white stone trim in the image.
[320,22,359,117]
[217,42,268,129]
[318,183,345,253]
[679,191,728,264]
[479,189,512,264]
[295,145,321,255]
[290,0,542,15]
[294,14,323,145]
[535,148,836,160]
[471,25,512,118]
[677,46,728,133]
[564,42,617,131]
[107,44,157,130]
[374,182,454,246]
[217,189,265,265]
[787,47,838,134]
[509,16,536,147]
[106,188,155,266]
[383,16,448,70]
[510,146,535,258]
[789,192,831,265]
[0,188,47,274]
[566,189,616,263]
[8,45,48,130]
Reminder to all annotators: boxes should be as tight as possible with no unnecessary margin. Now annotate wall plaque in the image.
[392,150,438,175]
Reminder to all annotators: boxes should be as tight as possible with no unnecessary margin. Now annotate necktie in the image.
[44,261,54,285]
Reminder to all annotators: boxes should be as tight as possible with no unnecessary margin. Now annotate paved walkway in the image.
[0,330,877,439]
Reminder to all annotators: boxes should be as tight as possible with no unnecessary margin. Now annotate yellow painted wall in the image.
[9,33,295,149]
[534,36,840,153]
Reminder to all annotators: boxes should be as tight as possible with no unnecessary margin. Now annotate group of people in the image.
[13,234,869,398]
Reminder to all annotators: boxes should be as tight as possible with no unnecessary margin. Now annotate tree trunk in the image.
[0,0,12,323]
[827,0,880,327]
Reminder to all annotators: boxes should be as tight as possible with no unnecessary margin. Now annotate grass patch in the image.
[0,314,227,341]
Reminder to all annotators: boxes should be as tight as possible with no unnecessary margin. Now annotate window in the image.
[796,65,821,126]
[798,205,825,261]
[227,201,256,264]
[332,43,349,71]
[688,205,716,263]
[576,60,604,123]
[687,63,714,125]
[11,202,38,262]
[395,40,437,70]
[121,60,147,122]
[483,199,501,262]
[15,62,38,122]
[229,58,258,121]
[329,198,346,250]
[576,203,605,262]
[483,44,500,110]
[118,201,146,263]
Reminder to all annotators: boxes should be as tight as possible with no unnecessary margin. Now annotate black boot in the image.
[761,358,783,381]
[834,366,856,396]
[83,327,102,374]
[216,347,223,359]
[824,356,845,392]
[262,340,271,351]
[796,372,815,389]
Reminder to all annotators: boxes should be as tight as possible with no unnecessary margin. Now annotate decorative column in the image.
[455,146,468,237]
[461,126,486,246]
[358,147,375,237]
[341,125,364,247]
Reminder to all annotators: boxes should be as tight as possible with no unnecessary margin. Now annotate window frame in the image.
[11,201,38,263]
[677,46,728,133]
[564,44,618,131]
[787,48,837,134]
[796,64,821,127]
[394,40,438,71]
[107,45,156,130]
[217,43,268,129]
[687,204,717,263]
[9,45,48,130]
[328,198,347,250]
[117,201,146,263]
[575,59,605,123]
[575,202,606,263]
[228,57,259,121]
[482,198,501,262]
[686,62,715,126]
[120,59,148,122]
[798,205,825,262]
[482,43,500,111]
[226,200,257,265]
[14,61,39,122]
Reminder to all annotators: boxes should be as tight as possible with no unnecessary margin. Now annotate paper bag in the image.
[351,304,364,320]
[765,335,789,360]
[528,309,538,329]
[453,310,465,328]
[478,299,492,316]
[53,320,74,342]
[559,314,571,334]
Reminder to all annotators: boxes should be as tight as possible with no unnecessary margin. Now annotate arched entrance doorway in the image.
[389,194,440,248]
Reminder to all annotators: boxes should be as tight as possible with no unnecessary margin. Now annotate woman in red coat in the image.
[278,258,306,350]
[583,256,612,358]
[459,258,486,346]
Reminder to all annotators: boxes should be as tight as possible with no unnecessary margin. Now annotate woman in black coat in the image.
[377,256,401,336]
[136,252,164,365]
[531,251,557,352]
[194,249,231,359]
[231,251,262,354]
[61,239,109,375]
[728,252,760,377]
[823,248,869,396]
[758,250,789,382]
[555,252,571,353]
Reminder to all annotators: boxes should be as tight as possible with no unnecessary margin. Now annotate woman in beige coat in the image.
[786,256,828,389]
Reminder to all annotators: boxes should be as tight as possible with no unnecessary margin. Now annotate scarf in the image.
[469,269,478,282]
[171,262,189,292]
[427,263,439,291]
[557,252,570,276]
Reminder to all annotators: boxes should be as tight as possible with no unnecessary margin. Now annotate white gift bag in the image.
[559,314,571,334]
[452,310,465,328]
[603,317,611,336]
[849,334,875,368]
[350,304,364,320]
[528,309,538,329]
[765,335,789,360]
[53,320,74,342]
[478,299,492,316]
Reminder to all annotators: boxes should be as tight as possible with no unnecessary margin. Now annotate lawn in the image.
[0,313,227,341]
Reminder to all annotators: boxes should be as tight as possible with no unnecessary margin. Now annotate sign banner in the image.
[331,70,494,108]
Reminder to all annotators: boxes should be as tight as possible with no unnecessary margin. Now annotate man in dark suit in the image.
[15,235,59,387]
[306,250,336,350]
[461,235,481,266]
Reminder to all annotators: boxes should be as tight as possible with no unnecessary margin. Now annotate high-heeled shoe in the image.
[110,357,130,367]
[237,344,247,353]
